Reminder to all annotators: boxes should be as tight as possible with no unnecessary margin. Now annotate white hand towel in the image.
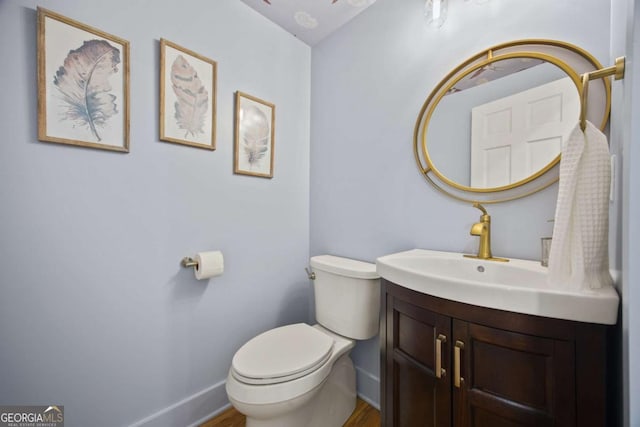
[548,120,613,289]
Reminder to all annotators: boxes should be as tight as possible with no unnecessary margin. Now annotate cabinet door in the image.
[452,320,575,427]
[384,294,451,427]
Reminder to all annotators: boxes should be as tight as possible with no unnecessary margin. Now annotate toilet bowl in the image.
[225,255,380,427]
[226,324,356,427]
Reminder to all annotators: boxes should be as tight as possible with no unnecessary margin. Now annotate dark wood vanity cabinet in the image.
[381,279,614,427]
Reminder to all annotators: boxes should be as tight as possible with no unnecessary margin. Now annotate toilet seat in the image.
[231,323,334,385]
[226,324,355,406]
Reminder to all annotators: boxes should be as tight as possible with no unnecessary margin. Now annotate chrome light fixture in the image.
[424,0,448,28]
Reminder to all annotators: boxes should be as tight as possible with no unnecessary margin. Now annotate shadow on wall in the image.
[167,267,209,392]
[169,267,208,302]
[276,279,313,327]
[116,266,235,426]
[21,7,38,142]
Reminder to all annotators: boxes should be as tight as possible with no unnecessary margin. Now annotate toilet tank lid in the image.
[310,255,379,279]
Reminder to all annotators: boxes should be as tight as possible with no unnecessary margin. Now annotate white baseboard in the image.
[128,367,379,426]
[129,379,229,427]
[355,366,380,410]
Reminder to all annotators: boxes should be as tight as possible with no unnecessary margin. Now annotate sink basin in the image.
[376,249,619,325]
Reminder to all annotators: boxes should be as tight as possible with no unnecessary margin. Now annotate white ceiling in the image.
[240,0,377,45]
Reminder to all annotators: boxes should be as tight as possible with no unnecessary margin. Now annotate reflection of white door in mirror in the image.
[470,77,579,188]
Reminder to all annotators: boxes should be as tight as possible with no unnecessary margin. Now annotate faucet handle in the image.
[472,202,488,215]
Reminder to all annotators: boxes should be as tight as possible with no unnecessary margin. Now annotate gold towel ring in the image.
[580,72,589,132]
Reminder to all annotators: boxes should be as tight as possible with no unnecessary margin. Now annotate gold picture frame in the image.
[234,91,275,178]
[37,7,130,152]
[160,39,217,150]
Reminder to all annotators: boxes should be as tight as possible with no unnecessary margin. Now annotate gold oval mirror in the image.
[414,39,611,203]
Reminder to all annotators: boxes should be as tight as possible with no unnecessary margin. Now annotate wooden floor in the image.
[201,397,380,427]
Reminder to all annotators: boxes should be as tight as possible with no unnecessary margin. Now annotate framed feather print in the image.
[37,7,130,152]
[234,91,275,178]
[160,39,217,150]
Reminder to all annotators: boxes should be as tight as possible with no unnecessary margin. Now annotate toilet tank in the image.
[310,255,380,340]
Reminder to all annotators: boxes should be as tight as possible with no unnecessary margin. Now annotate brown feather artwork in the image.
[170,55,209,139]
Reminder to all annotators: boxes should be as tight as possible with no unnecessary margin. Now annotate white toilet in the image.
[225,255,380,427]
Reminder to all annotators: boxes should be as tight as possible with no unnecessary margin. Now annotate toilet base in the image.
[237,353,356,427]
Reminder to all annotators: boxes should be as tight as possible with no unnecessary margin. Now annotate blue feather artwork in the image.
[53,39,120,142]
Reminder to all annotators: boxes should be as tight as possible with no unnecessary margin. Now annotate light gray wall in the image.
[0,1,310,426]
[310,0,612,406]
[612,0,640,425]
[627,11,640,423]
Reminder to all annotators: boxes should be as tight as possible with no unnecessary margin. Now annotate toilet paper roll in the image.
[194,251,224,280]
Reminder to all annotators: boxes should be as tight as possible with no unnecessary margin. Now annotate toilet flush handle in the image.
[305,267,316,280]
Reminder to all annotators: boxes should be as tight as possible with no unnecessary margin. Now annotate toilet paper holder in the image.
[180,251,224,280]
[181,257,198,269]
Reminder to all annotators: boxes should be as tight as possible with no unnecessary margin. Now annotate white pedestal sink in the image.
[376,249,619,325]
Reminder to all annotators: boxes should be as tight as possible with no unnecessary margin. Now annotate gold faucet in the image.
[464,203,509,262]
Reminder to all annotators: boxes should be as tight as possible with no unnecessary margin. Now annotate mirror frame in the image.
[414,39,611,204]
